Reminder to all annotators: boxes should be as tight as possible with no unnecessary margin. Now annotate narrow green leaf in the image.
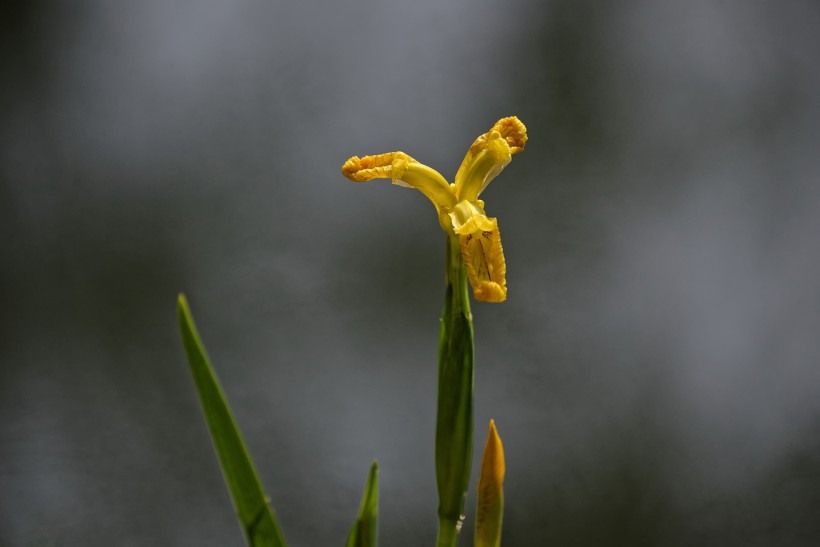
[475,420,505,547]
[435,236,475,547]
[345,461,379,547]
[177,294,287,547]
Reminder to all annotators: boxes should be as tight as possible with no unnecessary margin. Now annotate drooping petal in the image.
[342,152,456,210]
[450,201,507,303]
[454,117,528,202]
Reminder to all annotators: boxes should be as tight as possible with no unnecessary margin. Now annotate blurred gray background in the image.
[2,0,820,545]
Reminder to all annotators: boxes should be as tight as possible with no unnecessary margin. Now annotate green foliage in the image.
[177,294,287,547]
[178,232,488,547]
[346,462,379,547]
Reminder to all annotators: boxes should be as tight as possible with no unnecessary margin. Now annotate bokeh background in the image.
[3,0,820,545]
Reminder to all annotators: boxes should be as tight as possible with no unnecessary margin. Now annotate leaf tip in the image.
[177,292,189,313]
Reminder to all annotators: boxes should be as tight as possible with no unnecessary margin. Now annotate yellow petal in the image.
[454,134,511,203]
[449,200,495,235]
[489,116,528,155]
[458,213,507,303]
[341,152,456,210]
[342,151,408,181]
[454,116,528,202]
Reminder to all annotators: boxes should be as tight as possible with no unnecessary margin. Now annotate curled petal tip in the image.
[341,152,415,182]
[341,155,365,180]
[455,117,526,201]
[492,116,528,154]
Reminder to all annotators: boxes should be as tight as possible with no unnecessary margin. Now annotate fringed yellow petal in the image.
[454,116,528,202]
[490,116,528,155]
[341,152,456,210]
[459,216,507,303]
[476,420,505,547]
[341,152,415,181]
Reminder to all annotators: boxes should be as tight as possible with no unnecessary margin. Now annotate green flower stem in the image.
[435,235,475,547]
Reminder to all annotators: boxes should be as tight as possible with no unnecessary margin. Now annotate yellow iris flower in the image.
[341,116,527,303]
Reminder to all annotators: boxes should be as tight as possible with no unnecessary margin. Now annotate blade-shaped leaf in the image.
[345,461,379,547]
[177,294,287,547]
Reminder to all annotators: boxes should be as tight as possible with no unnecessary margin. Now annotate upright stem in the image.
[435,235,475,547]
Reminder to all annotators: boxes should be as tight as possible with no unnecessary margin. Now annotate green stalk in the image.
[435,235,475,547]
